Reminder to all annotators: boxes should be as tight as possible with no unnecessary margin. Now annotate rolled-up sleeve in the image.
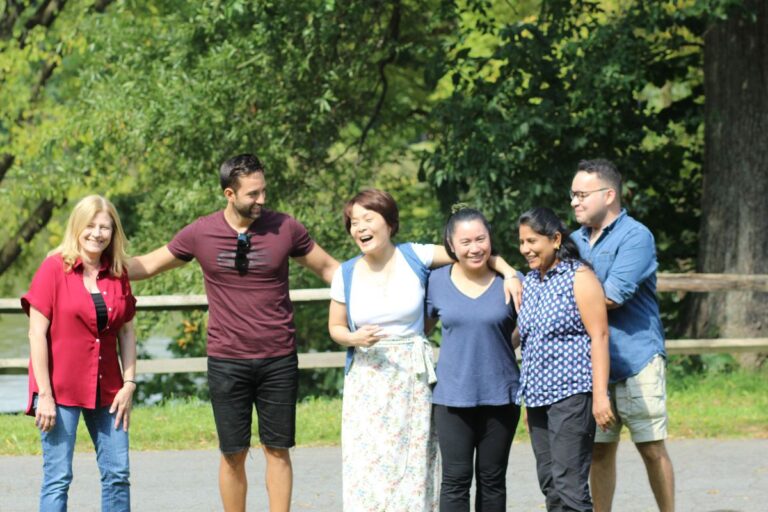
[602,228,658,306]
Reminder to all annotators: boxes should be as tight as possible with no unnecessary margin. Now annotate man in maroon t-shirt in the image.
[127,154,338,512]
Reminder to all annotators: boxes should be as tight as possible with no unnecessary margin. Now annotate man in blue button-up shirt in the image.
[569,159,675,512]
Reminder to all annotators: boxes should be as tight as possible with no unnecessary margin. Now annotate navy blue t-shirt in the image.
[426,265,520,407]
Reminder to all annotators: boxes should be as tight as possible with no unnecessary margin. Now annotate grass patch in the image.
[666,369,768,439]
[1,370,765,455]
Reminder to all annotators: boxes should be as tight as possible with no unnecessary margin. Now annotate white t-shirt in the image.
[330,243,434,337]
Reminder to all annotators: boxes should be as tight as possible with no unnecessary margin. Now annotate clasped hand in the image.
[349,325,386,348]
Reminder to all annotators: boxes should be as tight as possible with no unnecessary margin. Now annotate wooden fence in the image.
[1,273,767,375]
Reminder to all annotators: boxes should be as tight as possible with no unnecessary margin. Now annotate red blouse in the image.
[21,254,137,415]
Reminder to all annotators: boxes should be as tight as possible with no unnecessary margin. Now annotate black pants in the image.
[527,393,595,512]
[434,404,520,512]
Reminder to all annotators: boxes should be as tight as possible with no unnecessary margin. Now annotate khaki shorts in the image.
[595,354,668,443]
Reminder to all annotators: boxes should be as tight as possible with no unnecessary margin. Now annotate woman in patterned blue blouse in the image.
[516,207,615,512]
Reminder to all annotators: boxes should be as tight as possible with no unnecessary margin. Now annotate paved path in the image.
[1,439,766,511]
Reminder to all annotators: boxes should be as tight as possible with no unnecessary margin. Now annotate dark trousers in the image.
[527,393,595,512]
[434,404,520,512]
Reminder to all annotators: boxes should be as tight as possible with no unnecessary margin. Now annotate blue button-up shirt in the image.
[571,209,666,382]
[516,260,593,407]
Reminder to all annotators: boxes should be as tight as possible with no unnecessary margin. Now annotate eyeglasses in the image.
[235,233,251,273]
[569,188,609,201]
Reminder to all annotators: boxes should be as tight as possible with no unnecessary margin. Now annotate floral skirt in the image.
[342,335,440,512]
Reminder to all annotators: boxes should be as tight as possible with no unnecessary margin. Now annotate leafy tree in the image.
[0,0,116,279]
[424,0,705,267]
[3,0,453,399]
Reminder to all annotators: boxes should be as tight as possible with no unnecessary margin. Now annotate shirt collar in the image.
[72,257,110,273]
[577,208,628,241]
[536,259,570,281]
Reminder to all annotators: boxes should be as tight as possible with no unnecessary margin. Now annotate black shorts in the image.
[207,353,299,453]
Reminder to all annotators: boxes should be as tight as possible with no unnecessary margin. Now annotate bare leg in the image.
[263,445,293,512]
[590,442,618,512]
[219,449,249,512]
[635,440,675,512]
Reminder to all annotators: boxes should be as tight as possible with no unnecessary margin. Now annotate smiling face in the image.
[450,219,491,272]
[570,171,612,228]
[227,172,266,221]
[348,202,393,255]
[78,210,114,260]
[519,223,561,274]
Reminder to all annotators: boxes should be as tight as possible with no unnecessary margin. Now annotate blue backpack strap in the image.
[341,255,361,375]
[397,242,430,286]
[341,245,429,375]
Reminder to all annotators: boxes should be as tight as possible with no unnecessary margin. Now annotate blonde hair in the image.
[50,195,129,276]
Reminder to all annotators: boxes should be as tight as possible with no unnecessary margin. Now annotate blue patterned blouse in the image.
[516,259,593,407]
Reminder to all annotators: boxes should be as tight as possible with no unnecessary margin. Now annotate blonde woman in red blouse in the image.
[22,195,137,512]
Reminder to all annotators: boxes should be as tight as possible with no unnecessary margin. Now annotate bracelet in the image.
[124,379,137,386]
[504,275,520,280]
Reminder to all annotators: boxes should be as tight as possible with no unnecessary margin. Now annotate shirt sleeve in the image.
[602,227,658,305]
[121,274,137,323]
[167,222,198,262]
[288,217,316,258]
[21,256,60,319]
[330,266,345,303]
[409,243,434,268]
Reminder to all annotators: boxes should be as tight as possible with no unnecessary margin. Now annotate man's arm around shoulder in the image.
[126,246,187,281]
[294,244,339,285]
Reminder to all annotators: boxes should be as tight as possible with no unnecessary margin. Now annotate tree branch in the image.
[20,0,69,48]
[0,154,14,182]
[0,0,23,40]
[0,198,59,274]
[357,0,401,159]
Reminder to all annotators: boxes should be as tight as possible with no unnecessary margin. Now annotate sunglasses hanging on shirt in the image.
[235,232,251,274]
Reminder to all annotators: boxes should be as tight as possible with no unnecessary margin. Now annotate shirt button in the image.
[99,356,102,360]
[108,307,112,312]
[96,338,100,343]
[99,374,103,379]
[102,291,107,295]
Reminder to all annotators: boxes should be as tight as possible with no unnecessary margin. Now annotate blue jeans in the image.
[39,403,130,511]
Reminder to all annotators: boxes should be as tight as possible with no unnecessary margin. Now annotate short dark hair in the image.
[443,207,495,261]
[219,154,265,190]
[576,158,622,198]
[517,207,582,263]
[343,189,399,237]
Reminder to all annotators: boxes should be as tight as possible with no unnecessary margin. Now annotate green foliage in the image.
[1,0,455,399]
[666,353,740,383]
[424,1,706,270]
[420,0,756,336]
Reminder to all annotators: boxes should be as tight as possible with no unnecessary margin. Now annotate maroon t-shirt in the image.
[167,209,315,359]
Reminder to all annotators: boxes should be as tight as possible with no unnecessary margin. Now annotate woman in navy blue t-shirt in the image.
[426,207,521,512]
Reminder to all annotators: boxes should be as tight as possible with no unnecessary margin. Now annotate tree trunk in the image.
[686,0,768,367]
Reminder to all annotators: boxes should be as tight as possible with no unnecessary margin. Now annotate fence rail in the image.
[1,273,766,375]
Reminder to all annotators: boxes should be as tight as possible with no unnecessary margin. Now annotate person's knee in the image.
[475,460,507,487]
[222,448,249,469]
[100,463,130,486]
[262,446,292,467]
[442,460,474,488]
[592,442,618,464]
[636,440,670,464]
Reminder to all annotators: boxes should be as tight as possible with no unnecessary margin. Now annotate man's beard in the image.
[235,202,262,220]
